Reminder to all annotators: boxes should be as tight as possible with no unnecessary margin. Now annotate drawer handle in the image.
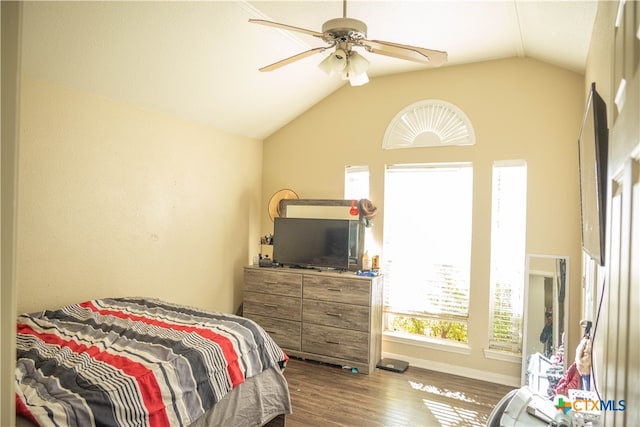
[327,288,342,292]
[263,280,279,284]
[326,312,342,317]
[325,340,340,345]
[263,304,278,308]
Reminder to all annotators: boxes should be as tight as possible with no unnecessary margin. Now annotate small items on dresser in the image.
[259,255,275,267]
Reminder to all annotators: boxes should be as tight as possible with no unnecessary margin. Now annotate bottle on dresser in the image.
[362,251,371,270]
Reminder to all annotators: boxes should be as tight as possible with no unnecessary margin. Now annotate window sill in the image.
[383,331,472,355]
[483,348,521,364]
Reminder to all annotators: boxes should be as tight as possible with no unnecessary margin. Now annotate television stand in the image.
[242,265,383,374]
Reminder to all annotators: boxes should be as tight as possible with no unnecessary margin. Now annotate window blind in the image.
[382,163,473,322]
[488,161,527,352]
[344,165,369,200]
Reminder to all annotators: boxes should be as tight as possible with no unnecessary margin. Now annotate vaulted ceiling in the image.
[21,1,597,140]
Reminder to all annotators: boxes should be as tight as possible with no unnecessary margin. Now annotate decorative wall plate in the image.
[268,189,299,221]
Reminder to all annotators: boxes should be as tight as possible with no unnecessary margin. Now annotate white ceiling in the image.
[21,1,597,140]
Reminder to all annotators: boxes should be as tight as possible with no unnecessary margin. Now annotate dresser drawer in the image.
[243,291,301,322]
[303,299,369,332]
[302,324,369,362]
[245,269,302,297]
[303,275,371,305]
[244,314,301,351]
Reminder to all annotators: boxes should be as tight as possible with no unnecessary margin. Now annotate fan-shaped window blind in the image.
[382,100,475,149]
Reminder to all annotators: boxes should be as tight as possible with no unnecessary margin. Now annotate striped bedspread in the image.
[15,297,288,427]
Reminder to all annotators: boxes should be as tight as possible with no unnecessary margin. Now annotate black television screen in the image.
[578,82,608,266]
[273,218,350,270]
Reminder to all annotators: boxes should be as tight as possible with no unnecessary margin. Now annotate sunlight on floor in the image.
[422,399,484,427]
[408,380,489,426]
[409,380,481,404]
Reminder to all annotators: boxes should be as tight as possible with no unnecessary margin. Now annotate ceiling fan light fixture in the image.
[317,54,334,75]
[347,70,369,86]
[319,48,370,86]
[318,48,348,76]
[348,51,369,74]
[345,51,369,86]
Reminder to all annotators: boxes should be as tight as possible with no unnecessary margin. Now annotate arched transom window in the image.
[382,99,475,149]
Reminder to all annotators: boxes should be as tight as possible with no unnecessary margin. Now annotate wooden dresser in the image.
[243,266,383,374]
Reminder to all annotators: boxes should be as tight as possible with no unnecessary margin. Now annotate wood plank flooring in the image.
[282,357,515,427]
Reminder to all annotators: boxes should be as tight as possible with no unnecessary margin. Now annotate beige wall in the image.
[16,78,263,315]
[263,57,584,384]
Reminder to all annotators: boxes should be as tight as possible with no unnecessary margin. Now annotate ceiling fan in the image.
[249,0,447,86]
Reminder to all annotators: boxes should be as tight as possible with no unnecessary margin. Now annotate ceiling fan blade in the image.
[259,46,329,72]
[362,39,448,66]
[249,19,324,39]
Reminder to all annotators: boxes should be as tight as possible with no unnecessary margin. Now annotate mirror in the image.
[521,254,569,398]
[279,199,366,271]
[280,199,360,220]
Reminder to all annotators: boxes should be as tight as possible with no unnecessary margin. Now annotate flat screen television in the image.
[578,82,608,266]
[273,218,351,270]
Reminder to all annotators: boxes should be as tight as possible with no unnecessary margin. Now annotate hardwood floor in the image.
[282,357,515,427]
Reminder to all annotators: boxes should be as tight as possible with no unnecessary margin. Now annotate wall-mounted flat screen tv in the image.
[273,218,350,270]
[578,82,608,266]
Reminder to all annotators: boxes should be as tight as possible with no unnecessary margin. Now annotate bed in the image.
[15,297,291,427]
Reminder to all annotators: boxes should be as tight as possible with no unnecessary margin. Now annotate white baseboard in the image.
[381,351,521,387]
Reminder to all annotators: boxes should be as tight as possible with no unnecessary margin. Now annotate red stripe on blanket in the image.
[17,324,171,427]
[15,394,39,426]
[80,301,245,388]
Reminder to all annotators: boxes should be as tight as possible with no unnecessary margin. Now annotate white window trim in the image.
[383,330,472,355]
[483,348,522,364]
[493,159,527,167]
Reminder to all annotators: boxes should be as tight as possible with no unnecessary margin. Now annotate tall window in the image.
[344,165,369,199]
[488,161,527,353]
[383,163,473,342]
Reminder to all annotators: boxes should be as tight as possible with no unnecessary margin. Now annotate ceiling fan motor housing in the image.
[322,17,367,43]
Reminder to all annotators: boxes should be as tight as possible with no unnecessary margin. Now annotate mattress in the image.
[17,365,291,427]
[15,297,291,426]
